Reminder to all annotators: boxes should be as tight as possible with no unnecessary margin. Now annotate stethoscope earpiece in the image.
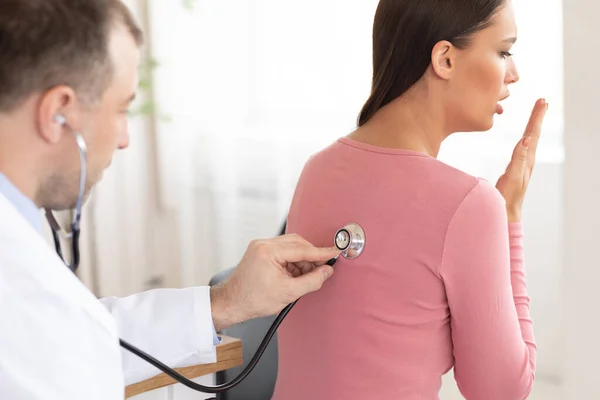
[334,222,366,259]
[53,114,67,126]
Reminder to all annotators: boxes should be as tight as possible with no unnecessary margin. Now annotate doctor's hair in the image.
[0,0,144,112]
[357,0,505,126]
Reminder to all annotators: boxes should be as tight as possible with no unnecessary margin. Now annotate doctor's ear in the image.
[36,85,77,144]
[430,40,456,80]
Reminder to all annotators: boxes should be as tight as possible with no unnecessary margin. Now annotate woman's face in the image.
[446,1,519,132]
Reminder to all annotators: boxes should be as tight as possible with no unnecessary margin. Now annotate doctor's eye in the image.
[500,51,514,59]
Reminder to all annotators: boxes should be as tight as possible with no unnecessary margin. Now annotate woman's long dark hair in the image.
[358,0,505,126]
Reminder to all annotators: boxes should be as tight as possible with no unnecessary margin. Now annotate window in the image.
[147,0,564,282]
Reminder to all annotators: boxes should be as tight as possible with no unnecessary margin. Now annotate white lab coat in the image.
[0,193,217,399]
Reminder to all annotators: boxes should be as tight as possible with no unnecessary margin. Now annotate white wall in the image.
[562,0,600,398]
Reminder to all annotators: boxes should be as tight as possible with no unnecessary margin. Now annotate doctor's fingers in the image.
[288,264,335,297]
[285,260,318,276]
[275,235,340,267]
[269,233,315,247]
[271,242,339,265]
[249,233,315,250]
[289,267,302,277]
[286,264,307,278]
[258,234,339,265]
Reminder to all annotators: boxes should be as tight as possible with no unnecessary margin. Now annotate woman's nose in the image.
[506,58,520,85]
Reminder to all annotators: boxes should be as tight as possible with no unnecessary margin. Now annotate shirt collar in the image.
[0,173,42,233]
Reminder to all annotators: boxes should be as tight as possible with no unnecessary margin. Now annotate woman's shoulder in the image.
[425,158,505,213]
[297,136,503,206]
[456,177,507,216]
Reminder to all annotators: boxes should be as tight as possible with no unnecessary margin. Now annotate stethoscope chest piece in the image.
[334,222,366,259]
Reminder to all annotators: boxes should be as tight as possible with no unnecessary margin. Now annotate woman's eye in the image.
[501,51,514,59]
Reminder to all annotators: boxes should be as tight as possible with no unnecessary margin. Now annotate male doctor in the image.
[0,0,338,398]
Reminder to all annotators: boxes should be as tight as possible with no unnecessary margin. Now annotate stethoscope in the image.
[47,114,367,394]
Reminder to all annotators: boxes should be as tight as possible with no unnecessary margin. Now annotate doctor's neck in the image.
[0,106,62,209]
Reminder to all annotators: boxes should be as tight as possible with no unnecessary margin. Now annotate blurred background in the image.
[53,0,600,398]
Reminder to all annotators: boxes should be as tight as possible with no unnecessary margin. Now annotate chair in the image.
[207,219,286,399]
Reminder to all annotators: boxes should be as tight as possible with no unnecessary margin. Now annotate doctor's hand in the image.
[210,234,339,331]
[495,98,548,222]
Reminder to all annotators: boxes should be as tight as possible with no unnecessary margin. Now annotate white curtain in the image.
[145,0,564,284]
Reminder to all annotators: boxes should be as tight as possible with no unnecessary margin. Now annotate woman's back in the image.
[273,137,535,399]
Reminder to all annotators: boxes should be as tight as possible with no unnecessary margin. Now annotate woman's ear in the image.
[430,40,456,80]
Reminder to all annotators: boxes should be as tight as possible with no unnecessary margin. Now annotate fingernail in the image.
[323,267,334,279]
[542,98,549,110]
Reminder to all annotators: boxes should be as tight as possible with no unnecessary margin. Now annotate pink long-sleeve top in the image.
[272,137,536,400]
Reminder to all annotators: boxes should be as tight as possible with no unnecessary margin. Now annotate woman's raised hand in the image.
[495,98,548,222]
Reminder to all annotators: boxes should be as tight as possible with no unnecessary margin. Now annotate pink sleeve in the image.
[440,179,536,400]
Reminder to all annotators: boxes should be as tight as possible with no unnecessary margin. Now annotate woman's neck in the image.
[349,90,449,158]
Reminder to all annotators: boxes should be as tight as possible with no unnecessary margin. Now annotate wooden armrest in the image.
[125,335,242,398]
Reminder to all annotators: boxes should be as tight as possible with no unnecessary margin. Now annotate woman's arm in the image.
[440,179,536,400]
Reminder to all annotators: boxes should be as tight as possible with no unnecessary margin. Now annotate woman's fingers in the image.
[505,135,530,179]
[523,98,548,170]
[505,98,547,176]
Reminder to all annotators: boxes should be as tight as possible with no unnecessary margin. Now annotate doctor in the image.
[0,0,338,398]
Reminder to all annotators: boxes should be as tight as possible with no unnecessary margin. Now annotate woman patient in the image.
[272,0,547,399]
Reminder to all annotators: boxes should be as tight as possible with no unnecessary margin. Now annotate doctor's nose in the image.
[117,129,130,150]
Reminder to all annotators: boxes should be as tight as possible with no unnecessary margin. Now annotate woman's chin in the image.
[483,117,495,132]
[465,118,495,133]
[453,113,496,133]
